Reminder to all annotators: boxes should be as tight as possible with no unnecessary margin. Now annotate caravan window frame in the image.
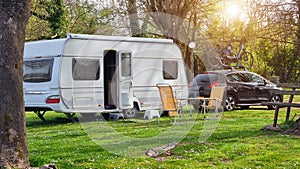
[72,58,100,81]
[23,58,54,83]
[120,53,132,77]
[163,60,178,80]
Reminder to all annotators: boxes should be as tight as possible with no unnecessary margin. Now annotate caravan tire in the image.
[123,106,139,119]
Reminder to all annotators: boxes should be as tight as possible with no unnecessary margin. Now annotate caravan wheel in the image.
[123,105,139,119]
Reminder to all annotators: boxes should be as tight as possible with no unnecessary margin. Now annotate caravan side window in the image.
[163,60,178,80]
[121,53,132,77]
[23,58,54,83]
[72,58,100,80]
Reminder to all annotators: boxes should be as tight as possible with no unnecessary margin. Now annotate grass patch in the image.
[284,94,300,102]
[26,108,300,168]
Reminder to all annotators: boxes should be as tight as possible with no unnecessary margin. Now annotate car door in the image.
[246,72,269,102]
[226,72,251,102]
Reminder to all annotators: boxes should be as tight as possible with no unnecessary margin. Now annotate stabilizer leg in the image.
[64,113,78,123]
[34,110,47,122]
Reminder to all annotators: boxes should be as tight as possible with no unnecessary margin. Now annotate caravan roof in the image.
[24,38,67,59]
[24,34,175,59]
[67,34,174,44]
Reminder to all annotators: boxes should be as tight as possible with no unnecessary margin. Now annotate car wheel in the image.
[123,104,139,119]
[225,95,236,111]
[268,94,282,110]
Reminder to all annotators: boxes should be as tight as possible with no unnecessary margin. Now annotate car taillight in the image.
[209,80,220,88]
[46,96,60,104]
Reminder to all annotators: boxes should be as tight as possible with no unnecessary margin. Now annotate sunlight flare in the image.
[226,4,240,19]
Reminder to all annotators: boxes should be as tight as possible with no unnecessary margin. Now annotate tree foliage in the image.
[27,0,66,40]
[26,0,114,40]
[248,0,300,82]
[25,0,300,82]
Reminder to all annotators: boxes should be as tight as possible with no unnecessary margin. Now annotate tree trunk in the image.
[128,0,141,37]
[0,1,31,168]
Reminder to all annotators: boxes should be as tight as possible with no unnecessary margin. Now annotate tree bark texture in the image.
[0,1,31,168]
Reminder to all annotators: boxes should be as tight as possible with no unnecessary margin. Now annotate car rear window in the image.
[195,74,219,84]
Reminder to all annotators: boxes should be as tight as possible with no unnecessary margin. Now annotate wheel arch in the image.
[132,97,141,111]
[225,92,238,104]
[269,92,283,102]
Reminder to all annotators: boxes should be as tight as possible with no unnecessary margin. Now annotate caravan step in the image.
[144,110,160,120]
[109,113,125,121]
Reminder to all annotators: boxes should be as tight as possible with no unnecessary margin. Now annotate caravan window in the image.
[163,60,178,79]
[72,58,100,80]
[121,53,132,77]
[23,58,54,83]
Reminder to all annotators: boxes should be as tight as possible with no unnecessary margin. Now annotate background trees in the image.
[27,0,114,40]
[25,0,300,82]
[239,0,299,82]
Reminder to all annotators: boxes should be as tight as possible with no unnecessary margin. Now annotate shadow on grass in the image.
[209,127,280,143]
[234,107,269,111]
[26,116,73,127]
[26,111,153,127]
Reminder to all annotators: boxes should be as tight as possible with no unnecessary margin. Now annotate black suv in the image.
[188,70,283,111]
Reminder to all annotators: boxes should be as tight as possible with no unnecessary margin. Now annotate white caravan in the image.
[23,34,188,119]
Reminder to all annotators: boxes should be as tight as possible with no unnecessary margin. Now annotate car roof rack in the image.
[203,65,249,75]
[222,64,249,71]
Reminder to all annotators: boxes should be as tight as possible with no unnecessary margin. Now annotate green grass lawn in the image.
[26,107,300,169]
[284,94,300,102]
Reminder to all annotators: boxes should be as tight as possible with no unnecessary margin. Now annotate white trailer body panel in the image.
[23,34,188,115]
[23,39,67,112]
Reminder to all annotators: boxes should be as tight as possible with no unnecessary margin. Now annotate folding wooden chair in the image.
[201,86,225,118]
[157,84,180,118]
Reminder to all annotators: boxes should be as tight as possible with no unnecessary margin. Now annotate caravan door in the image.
[117,51,133,110]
